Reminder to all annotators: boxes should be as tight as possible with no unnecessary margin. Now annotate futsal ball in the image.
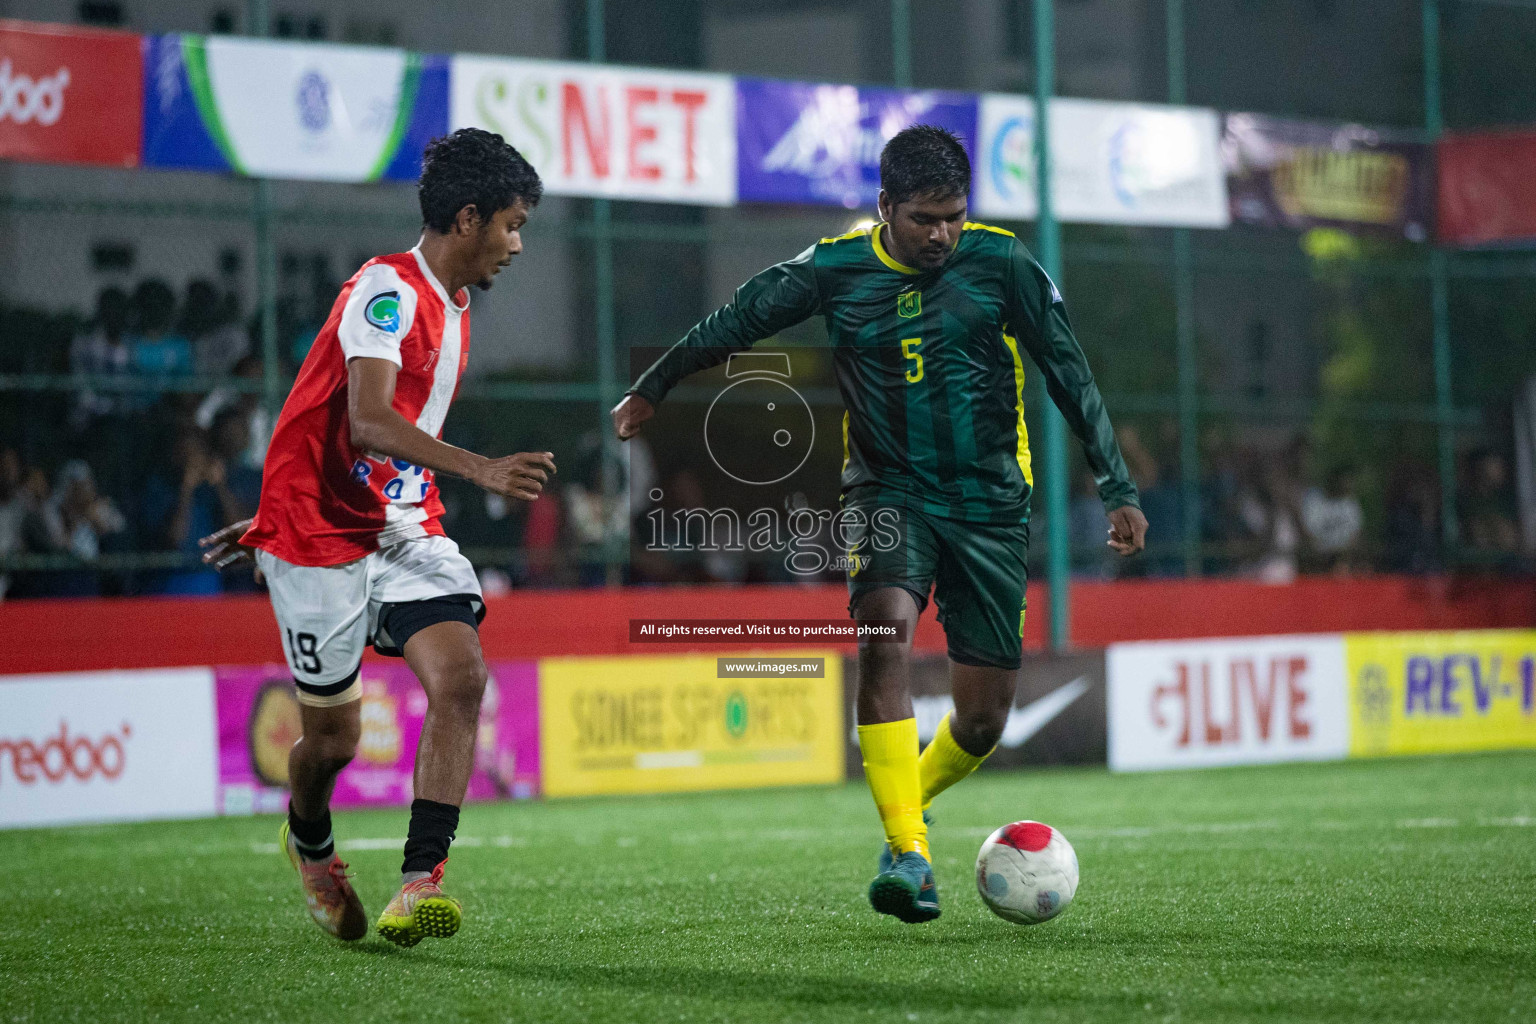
[975,820,1079,925]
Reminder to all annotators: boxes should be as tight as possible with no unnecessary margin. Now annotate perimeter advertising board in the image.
[142,35,447,181]
[1437,131,1536,247]
[0,669,217,827]
[841,651,1106,778]
[736,78,977,209]
[451,55,735,205]
[539,652,844,797]
[1223,113,1434,241]
[975,94,1229,228]
[215,661,540,814]
[1347,631,1536,757]
[0,20,140,167]
[1107,635,1348,771]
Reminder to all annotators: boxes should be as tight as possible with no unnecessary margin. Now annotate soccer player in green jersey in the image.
[612,125,1148,924]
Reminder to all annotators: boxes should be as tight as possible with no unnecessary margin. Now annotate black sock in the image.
[402,798,460,875]
[287,802,335,861]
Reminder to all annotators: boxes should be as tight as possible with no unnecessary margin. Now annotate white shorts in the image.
[257,535,483,707]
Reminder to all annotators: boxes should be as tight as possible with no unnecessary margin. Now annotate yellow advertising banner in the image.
[539,652,845,798]
[1346,631,1536,757]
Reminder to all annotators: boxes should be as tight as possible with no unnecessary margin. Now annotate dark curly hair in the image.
[418,128,544,232]
[879,124,971,206]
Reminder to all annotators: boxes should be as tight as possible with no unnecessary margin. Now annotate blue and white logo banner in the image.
[736,78,978,209]
[976,94,1229,228]
[142,35,447,182]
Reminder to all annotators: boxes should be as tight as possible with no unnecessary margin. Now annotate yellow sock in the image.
[919,713,993,810]
[857,718,928,859]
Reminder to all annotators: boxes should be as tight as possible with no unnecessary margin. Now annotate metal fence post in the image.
[1423,0,1459,551]
[891,0,912,87]
[1168,0,1201,576]
[248,0,280,419]
[1034,0,1070,650]
[588,0,621,585]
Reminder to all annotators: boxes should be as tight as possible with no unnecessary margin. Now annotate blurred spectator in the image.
[1116,426,1181,575]
[16,461,125,597]
[138,427,243,595]
[1200,431,1245,575]
[1069,467,1114,579]
[130,279,192,375]
[69,286,136,429]
[1235,455,1301,583]
[1462,449,1521,565]
[0,448,24,598]
[1384,462,1442,573]
[209,409,262,519]
[1301,465,1364,574]
[196,355,271,468]
[182,278,249,376]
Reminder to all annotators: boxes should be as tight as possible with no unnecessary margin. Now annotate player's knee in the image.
[425,654,488,721]
[857,635,909,675]
[951,702,1008,754]
[306,712,361,765]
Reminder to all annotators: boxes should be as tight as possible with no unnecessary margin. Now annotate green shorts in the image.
[842,504,1029,670]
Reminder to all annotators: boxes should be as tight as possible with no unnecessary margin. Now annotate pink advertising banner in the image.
[215,661,540,814]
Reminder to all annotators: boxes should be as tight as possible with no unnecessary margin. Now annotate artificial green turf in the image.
[2,751,1534,1023]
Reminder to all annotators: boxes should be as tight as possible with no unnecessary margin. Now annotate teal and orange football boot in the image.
[377,860,462,948]
[870,849,941,923]
[878,809,935,873]
[279,821,367,941]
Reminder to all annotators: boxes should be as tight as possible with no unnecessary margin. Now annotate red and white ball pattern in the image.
[975,820,1079,925]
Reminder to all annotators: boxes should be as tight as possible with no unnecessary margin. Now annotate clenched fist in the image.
[611,394,654,440]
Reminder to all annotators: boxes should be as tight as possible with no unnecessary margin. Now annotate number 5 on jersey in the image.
[902,337,924,384]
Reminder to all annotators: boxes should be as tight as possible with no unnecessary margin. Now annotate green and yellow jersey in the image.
[628,221,1139,525]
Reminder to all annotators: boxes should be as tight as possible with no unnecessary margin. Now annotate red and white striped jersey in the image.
[243,247,471,566]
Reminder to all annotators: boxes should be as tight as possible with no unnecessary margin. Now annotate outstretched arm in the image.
[1007,241,1146,555]
[614,246,821,439]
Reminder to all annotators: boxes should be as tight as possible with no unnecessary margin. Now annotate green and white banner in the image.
[142,35,447,182]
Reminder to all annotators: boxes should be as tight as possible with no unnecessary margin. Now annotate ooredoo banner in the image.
[0,669,217,828]
[975,94,1229,228]
[1223,112,1434,241]
[736,78,977,209]
[0,20,140,167]
[538,651,844,797]
[1107,635,1348,771]
[215,661,540,814]
[451,55,735,205]
[142,35,448,181]
[1346,631,1536,757]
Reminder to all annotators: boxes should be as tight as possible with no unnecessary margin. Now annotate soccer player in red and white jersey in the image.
[200,129,554,947]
